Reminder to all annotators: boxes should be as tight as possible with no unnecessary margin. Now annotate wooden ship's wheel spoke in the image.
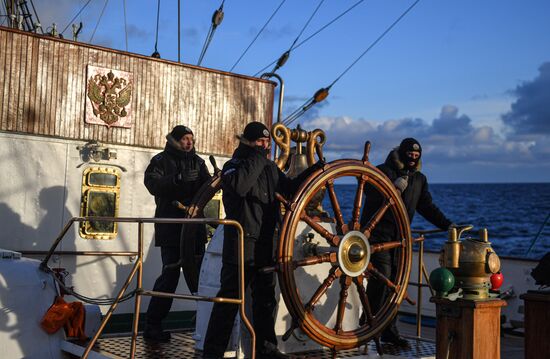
[326,180,348,234]
[361,199,393,239]
[293,252,338,269]
[367,262,401,294]
[334,275,352,334]
[300,212,341,246]
[305,267,342,312]
[370,240,405,254]
[349,176,367,231]
[353,274,384,354]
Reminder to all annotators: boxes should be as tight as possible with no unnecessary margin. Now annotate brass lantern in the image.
[441,226,501,300]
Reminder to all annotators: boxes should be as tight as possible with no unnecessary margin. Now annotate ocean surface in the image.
[322,183,550,260]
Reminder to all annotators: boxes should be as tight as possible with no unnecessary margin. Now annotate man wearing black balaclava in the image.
[143,125,211,342]
[203,121,323,359]
[360,138,453,347]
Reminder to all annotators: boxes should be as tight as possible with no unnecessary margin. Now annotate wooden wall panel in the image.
[0,27,275,156]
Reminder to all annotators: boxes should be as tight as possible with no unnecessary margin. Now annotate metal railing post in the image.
[38,216,255,359]
[129,221,144,358]
[82,261,141,358]
[416,240,424,338]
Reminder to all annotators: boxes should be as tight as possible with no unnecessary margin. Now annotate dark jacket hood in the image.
[233,142,259,159]
[385,148,422,173]
[164,134,196,158]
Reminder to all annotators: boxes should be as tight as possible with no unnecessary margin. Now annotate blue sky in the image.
[30,0,550,183]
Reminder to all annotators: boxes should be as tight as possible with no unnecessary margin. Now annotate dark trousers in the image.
[203,262,277,357]
[366,249,400,337]
[146,246,182,327]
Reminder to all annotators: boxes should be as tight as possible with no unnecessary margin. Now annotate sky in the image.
[23,0,550,183]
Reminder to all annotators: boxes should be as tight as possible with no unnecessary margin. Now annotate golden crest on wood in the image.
[85,65,133,128]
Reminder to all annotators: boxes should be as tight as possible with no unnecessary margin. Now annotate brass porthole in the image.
[79,166,121,240]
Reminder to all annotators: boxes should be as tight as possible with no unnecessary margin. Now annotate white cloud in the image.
[297,104,549,180]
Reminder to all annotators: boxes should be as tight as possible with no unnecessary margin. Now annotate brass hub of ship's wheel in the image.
[338,231,370,277]
[276,142,412,352]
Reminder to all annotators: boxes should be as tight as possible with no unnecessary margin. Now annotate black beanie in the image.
[399,138,422,155]
[242,121,270,142]
[170,125,193,141]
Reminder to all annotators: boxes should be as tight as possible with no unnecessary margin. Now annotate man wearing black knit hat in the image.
[143,125,211,342]
[203,121,323,359]
[360,138,453,347]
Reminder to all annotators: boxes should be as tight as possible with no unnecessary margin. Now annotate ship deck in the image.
[63,319,524,358]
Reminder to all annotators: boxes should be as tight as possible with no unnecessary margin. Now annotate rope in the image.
[283,96,315,126]
[29,0,43,33]
[230,0,287,72]
[526,213,550,255]
[61,0,94,35]
[0,1,7,27]
[289,0,325,51]
[47,266,136,306]
[253,0,366,77]
[122,0,128,51]
[328,0,421,88]
[89,0,109,43]
[270,0,326,74]
[283,0,422,125]
[197,0,225,66]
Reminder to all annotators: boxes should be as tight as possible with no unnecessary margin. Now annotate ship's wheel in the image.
[275,142,412,352]
[182,133,413,353]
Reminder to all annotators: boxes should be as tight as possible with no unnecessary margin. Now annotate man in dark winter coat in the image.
[360,138,453,346]
[203,122,322,359]
[143,125,211,342]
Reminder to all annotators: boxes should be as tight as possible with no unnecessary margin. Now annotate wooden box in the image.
[520,291,550,359]
[431,297,506,359]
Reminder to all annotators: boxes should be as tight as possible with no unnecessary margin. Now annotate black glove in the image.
[311,159,326,170]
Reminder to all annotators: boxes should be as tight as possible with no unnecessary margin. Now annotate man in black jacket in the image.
[144,125,211,342]
[203,122,320,359]
[360,138,453,346]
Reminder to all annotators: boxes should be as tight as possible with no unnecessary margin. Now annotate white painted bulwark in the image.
[0,253,65,359]
[0,131,228,315]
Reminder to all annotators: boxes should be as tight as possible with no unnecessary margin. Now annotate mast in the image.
[3,0,42,33]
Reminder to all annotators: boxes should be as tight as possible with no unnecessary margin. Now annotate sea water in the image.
[322,183,550,260]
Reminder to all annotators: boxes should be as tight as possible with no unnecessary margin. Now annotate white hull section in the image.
[0,131,227,316]
[0,251,65,359]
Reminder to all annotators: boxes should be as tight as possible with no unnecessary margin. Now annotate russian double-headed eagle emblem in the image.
[86,66,133,128]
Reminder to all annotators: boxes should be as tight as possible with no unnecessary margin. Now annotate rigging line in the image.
[154,0,160,52]
[283,0,422,127]
[61,0,94,35]
[0,1,7,27]
[328,0,422,88]
[28,0,43,34]
[229,0,287,72]
[283,97,314,126]
[289,0,326,52]
[122,0,128,51]
[526,213,550,255]
[197,25,214,65]
[284,107,309,127]
[269,0,326,74]
[89,0,109,43]
[293,0,365,55]
[197,0,225,66]
[253,0,366,77]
